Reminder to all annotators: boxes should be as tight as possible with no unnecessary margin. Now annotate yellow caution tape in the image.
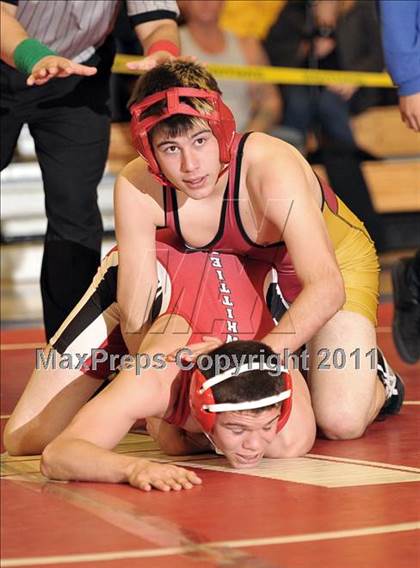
[113,54,394,88]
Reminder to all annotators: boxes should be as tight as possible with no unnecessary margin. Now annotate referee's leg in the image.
[31,80,111,339]
[0,66,24,171]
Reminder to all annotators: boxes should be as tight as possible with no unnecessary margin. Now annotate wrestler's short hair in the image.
[129,61,222,139]
[199,340,285,413]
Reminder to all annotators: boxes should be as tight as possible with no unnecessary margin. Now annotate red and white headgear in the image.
[189,362,292,434]
[130,87,236,184]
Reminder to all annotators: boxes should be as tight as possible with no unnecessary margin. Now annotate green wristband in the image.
[13,38,57,75]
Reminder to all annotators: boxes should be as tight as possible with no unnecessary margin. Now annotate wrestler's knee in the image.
[315,406,368,440]
[3,424,19,455]
[3,422,49,456]
[40,440,60,479]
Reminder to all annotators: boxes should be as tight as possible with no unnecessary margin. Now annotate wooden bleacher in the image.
[351,106,420,158]
[352,106,420,214]
[312,106,419,214]
[107,106,420,214]
[313,161,420,214]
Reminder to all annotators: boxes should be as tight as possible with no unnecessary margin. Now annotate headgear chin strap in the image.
[130,87,236,185]
[189,362,292,434]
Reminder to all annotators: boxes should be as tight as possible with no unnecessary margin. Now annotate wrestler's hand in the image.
[126,459,202,491]
[165,336,223,363]
[27,55,97,86]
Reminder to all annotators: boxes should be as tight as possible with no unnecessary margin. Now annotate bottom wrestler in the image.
[4,231,315,489]
[40,339,303,490]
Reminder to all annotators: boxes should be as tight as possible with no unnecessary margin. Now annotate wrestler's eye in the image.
[164,145,179,154]
[231,429,244,435]
[194,137,206,146]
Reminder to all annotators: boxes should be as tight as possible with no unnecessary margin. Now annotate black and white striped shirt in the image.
[4,1,179,62]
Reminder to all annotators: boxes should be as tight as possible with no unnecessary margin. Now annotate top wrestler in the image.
[117,60,404,441]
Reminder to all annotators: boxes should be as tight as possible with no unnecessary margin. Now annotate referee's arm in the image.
[0,1,27,68]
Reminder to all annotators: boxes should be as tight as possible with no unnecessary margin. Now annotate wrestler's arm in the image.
[146,417,212,456]
[41,367,202,491]
[114,161,163,354]
[248,133,345,356]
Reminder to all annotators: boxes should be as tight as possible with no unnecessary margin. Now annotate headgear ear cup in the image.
[130,87,236,184]
[189,367,217,433]
[130,111,162,178]
[208,95,236,163]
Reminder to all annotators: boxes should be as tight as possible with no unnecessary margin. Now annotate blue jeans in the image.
[282,85,356,148]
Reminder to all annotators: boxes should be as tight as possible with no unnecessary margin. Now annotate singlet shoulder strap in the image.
[227,132,245,185]
[163,185,177,233]
[224,132,252,227]
[227,132,252,196]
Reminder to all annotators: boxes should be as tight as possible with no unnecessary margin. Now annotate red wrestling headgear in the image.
[130,87,236,185]
[189,363,292,434]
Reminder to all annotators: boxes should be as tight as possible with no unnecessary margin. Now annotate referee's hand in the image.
[27,55,97,86]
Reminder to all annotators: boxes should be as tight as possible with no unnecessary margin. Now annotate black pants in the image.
[0,41,114,339]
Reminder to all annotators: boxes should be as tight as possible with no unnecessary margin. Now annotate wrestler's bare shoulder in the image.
[244,131,309,169]
[117,156,162,199]
[243,132,318,196]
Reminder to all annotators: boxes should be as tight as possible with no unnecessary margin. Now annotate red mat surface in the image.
[1,303,419,568]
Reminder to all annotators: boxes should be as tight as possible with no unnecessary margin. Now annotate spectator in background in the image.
[379,0,420,364]
[0,0,180,340]
[178,0,281,135]
[220,0,286,40]
[264,0,385,250]
[380,0,420,134]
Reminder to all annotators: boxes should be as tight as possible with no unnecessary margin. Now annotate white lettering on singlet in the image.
[226,307,234,320]
[226,335,239,342]
[210,256,222,268]
[219,282,231,294]
[209,252,239,341]
[226,320,238,333]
